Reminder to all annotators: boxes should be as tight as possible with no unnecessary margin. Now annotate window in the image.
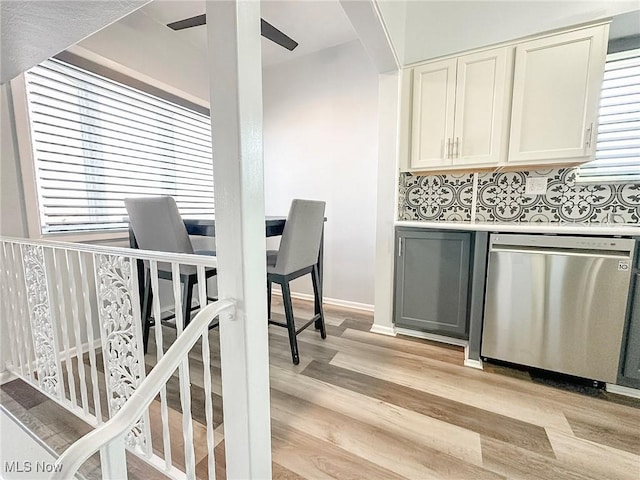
[577,47,640,183]
[24,57,214,234]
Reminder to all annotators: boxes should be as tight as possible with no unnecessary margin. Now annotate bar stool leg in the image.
[281,280,299,365]
[141,273,153,353]
[311,265,326,339]
[267,278,272,320]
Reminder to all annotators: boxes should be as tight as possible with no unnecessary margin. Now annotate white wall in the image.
[77,11,379,317]
[1,84,28,238]
[1,83,29,376]
[59,15,382,308]
[262,40,379,307]
[377,0,639,65]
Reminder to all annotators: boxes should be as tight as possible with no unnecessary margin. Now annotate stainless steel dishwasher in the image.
[481,234,635,383]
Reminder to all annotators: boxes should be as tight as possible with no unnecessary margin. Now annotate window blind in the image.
[24,58,214,234]
[576,47,640,183]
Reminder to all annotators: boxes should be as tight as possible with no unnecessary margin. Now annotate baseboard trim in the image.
[463,357,484,370]
[463,346,483,369]
[394,328,468,347]
[606,383,640,399]
[369,324,396,336]
[0,370,17,385]
[271,289,374,313]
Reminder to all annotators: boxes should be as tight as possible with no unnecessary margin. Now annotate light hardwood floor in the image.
[1,297,639,479]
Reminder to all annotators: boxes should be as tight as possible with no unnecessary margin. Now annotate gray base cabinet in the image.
[394,228,472,339]
[619,245,640,388]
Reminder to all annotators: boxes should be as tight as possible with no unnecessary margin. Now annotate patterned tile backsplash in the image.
[399,167,640,224]
[399,173,474,221]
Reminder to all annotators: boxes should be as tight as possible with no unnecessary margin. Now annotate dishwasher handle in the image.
[490,244,632,260]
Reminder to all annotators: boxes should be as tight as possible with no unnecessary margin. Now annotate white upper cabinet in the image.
[454,49,509,166]
[410,48,510,170]
[411,59,457,169]
[403,22,610,172]
[508,25,609,164]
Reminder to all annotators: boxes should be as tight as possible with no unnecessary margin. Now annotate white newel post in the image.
[205,1,272,479]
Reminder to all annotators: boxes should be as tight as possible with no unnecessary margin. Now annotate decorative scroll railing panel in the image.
[0,236,226,480]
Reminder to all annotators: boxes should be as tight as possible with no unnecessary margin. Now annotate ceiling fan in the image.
[167,14,298,51]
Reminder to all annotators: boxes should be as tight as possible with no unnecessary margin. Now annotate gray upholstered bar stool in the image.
[125,196,217,353]
[267,199,327,364]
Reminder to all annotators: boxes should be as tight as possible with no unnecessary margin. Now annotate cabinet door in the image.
[454,48,509,165]
[508,25,607,163]
[394,229,471,338]
[411,59,457,169]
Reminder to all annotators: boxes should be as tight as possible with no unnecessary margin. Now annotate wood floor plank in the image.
[564,409,640,456]
[270,387,505,479]
[62,355,110,422]
[271,460,307,480]
[1,379,49,410]
[481,436,596,480]
[141,347,225,429]
[194,440,303,480]
[323,323,348,337]
[302,360,555,457]
[324,304,373,322]
[161,369,224,428]
[145,324,329,394]
[144,353,216,394]
[22,399,93,447]
[268,343,314,371]
[546,429,640,480]
[195,438,226,480]
[288,319,639,425]
[270,364,484,466]
[340,328,464,365]
[311,328,588,433]
[338,317,373,332]
[268,331,338,364]
[147,399,210,471]
[270,419,406,480]
[272,318,466,373]
[330,349,575,434]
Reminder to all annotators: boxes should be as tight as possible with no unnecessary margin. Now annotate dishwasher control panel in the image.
[490,234,636,254]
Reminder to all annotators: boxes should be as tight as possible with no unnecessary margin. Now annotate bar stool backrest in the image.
[125,196,194,254]
[273,199,325,275]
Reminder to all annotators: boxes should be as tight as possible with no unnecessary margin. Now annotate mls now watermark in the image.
[4,461,63,473]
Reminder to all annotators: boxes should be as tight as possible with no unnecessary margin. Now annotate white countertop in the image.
[395,220,640,236]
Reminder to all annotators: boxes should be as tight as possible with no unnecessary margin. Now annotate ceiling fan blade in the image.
[167,14,206,31]
[166,14,298,51]
[260,19,298,51]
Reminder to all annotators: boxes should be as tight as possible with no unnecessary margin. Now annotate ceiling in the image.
[0,0,147,84]
[138,0,358,67]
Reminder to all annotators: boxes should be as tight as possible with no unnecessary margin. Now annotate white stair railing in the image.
[50,299,235,479]
[0,236,234,479]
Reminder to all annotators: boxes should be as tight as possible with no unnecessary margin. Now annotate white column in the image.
[205,1,272,479]
[339,1,401,334]
[371,71,401,335]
